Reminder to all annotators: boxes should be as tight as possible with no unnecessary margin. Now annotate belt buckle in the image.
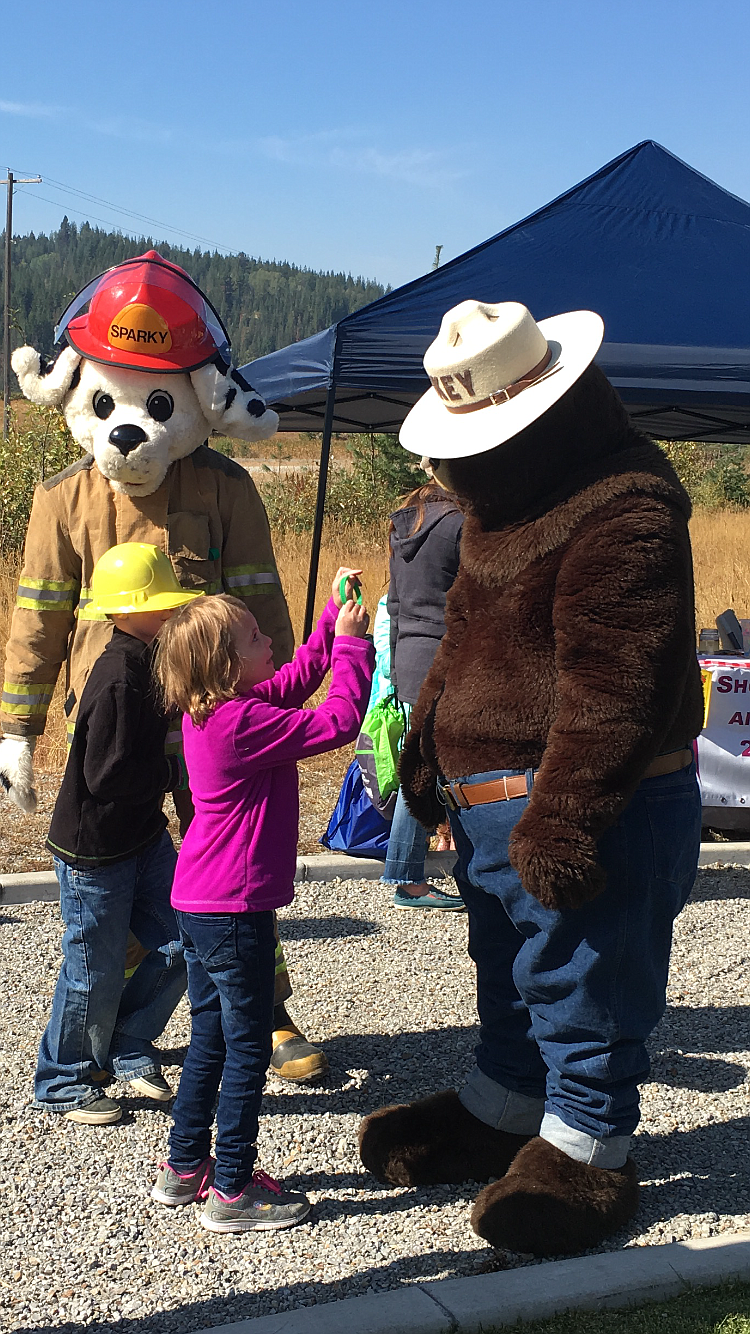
[437,779,459,812]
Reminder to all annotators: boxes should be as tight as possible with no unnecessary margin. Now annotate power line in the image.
[10,167,237,254]
[15,186,232,254]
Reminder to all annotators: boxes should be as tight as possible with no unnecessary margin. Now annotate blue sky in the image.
[2,0,749,290]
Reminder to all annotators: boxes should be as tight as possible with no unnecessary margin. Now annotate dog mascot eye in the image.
[93,391,115,420]
[146,390,174,423]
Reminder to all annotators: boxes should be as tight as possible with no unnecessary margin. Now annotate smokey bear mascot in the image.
[359,300,703,1255]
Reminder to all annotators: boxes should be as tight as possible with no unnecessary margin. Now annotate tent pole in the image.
[303,379,336,641]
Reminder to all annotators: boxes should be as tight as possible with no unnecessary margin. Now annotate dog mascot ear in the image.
[11,346,82,407]
[190,361,279,440]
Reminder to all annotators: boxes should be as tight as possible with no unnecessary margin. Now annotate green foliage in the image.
[0,407,81,554]
[209,435,234,457]
[496,1279,750,1333]
[659,441,750,509]
[2,218,386,368]
[258,434,423,537]
[346,433,424,499]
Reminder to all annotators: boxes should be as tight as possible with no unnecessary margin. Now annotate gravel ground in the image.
[1,866,749,1332]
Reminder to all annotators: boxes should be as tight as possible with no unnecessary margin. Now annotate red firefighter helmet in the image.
[56,251,231,373]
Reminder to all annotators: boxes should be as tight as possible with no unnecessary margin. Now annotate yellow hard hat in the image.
[89,542,204,615]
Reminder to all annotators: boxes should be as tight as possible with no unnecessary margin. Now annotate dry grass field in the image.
[0,509,748,778]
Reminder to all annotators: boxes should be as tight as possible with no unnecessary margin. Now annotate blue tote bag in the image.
[320,760,391,858]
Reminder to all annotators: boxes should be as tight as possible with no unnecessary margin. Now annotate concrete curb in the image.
[0,852,459,904]
[2,844,749,905]
[190,1231,750,1334]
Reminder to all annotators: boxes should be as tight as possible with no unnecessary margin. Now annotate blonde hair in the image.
[154,594,250,725]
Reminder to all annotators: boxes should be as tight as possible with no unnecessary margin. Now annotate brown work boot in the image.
[358,1089,531,1186]
[270,1005,328,1083]
[471,1136,640,1256]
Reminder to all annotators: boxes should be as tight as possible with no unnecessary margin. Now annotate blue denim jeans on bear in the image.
[34,830,186,1112]
[446,762,701,1168]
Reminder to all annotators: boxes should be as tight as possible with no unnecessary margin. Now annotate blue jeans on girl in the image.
[168,909,276,1197]
[35,830,185,1112]
[447,762,701,1168]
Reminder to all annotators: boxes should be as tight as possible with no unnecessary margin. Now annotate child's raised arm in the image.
[234,616,374,767]
[254,567,364,709]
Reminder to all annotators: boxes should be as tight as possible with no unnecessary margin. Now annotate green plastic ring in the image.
[339,576,363,605]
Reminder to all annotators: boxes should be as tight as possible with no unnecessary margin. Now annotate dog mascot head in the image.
[11,250,278,495]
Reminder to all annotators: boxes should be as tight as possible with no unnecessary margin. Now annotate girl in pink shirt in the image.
[150,571,373,1234]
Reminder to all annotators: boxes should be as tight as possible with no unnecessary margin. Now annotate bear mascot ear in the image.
[190,359,279,442]
[11,346,82,407]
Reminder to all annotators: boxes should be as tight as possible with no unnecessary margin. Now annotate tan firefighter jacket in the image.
[1,444,294,740]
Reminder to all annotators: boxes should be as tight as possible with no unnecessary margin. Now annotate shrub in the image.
[0,406,81,555]
[658,440,750,510]
[259,433,424,536]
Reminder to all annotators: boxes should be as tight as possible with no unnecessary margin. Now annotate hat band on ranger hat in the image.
[433,347,560,415]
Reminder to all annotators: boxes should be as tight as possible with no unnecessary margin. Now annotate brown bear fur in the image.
[470,1135,639,1256]
[358,1090,530,1186]
[400,364,703,910]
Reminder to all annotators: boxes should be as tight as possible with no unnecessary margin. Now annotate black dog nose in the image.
[109,424,148,456]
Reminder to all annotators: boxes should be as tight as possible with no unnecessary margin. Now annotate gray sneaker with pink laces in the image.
[151,1158,214,1206]
[199,1170,311,1233]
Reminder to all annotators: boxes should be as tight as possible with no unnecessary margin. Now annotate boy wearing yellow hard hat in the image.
[34,544,200,1124]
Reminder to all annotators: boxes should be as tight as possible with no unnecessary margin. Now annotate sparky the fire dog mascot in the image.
[359,300,704,1255]
[0,251,326,1081]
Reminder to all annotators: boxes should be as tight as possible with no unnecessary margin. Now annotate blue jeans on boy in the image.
[35,830,186,1112]
[382,787,430,886]
[446,763,701,1168]
[168,909,276,1197]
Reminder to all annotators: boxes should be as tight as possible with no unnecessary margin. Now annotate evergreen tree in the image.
[1,221,387,369]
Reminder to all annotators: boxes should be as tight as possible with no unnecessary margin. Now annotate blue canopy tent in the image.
[240,140,750,635]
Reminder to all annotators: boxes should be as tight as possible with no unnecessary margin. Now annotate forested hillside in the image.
[1,219,387,366]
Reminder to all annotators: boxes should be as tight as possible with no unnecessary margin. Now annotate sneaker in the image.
[151,1158,214,1206]
[64,1096,122,1125]
[199,1170,311,1233]
[127,1072,174,1102]
[393,884,465,910]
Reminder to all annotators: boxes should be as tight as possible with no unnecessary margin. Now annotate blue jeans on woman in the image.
[382,787,430,886]
[168,909,276,1197]
[446,762,701,1168]
[35,830,186,1112]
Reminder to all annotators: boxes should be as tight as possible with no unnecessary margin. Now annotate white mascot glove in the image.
[0,735,38,814]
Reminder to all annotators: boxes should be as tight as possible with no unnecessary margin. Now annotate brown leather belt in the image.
[438,748,694,812]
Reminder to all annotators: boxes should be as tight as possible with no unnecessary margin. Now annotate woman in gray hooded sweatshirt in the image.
[383,482,464,909]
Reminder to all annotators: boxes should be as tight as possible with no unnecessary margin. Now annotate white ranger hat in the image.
[400,299,604,459]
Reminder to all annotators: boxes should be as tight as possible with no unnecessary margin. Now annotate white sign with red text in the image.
[696,656,750,809]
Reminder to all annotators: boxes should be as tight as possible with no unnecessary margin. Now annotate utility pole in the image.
[2,169,42,439]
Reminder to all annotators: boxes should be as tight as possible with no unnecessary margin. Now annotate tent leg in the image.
[303,383,336,641]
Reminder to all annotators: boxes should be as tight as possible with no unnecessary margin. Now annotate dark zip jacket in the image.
[387,498,463,706]
[47,628,180,868]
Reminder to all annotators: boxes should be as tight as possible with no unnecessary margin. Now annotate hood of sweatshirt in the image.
[389,500,461,562]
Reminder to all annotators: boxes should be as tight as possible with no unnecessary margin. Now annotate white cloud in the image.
[256,128,464,188]
[0,98,172,146]
[0,99,62,119]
